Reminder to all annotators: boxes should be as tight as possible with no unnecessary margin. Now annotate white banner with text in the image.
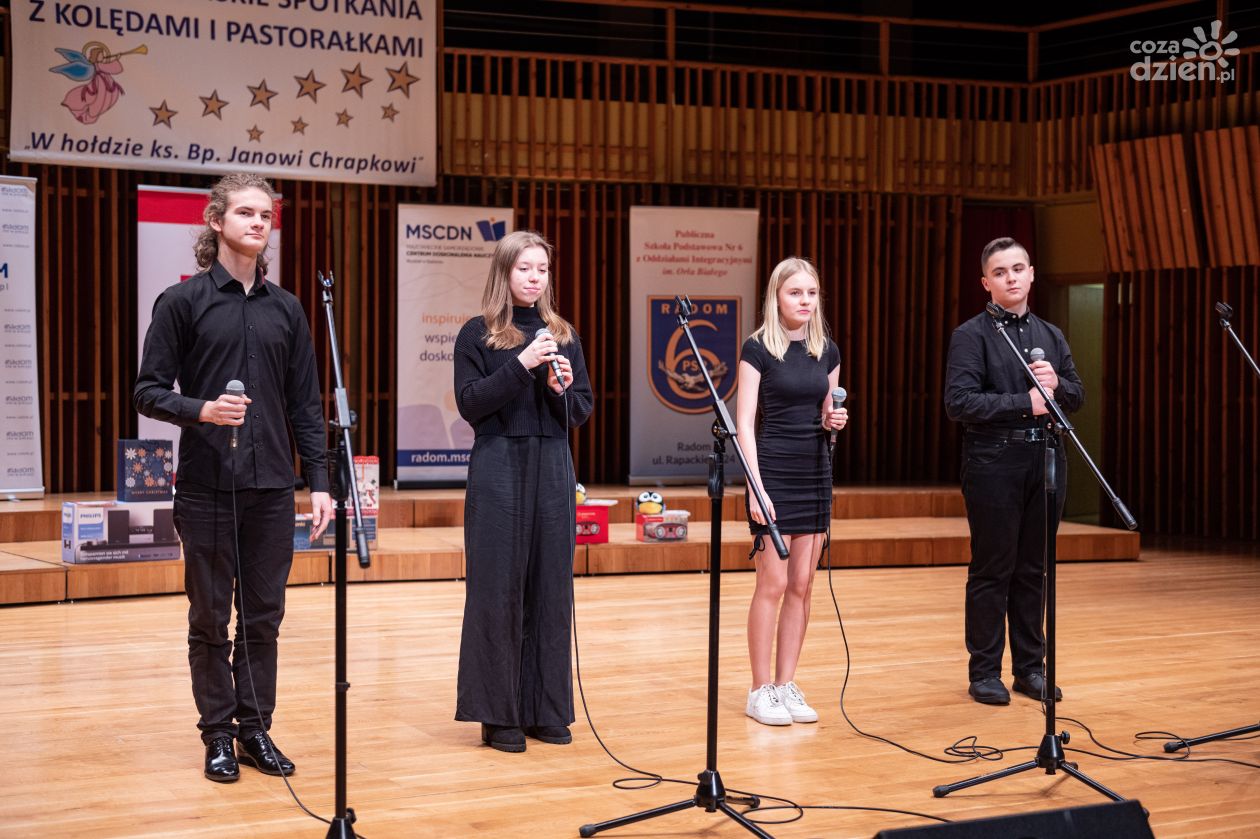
[10,0,436,185]
[628,206,759,484]
[0,177,45,498]
[396,204,513,486]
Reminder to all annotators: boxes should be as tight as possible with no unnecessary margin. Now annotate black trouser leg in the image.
[175,484,294,743]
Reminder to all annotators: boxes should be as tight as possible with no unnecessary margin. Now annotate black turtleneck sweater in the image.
[453,306,593,437]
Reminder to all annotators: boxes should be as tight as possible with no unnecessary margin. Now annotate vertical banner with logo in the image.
[0,176,44,498]
[396,205,512,486]
[629,206,759,483]
[137,185,281,473]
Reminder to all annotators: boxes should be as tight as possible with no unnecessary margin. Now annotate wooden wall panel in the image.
[1091,135,1201,271]
[1194,125,1260,267]
[1105,268,1260,540]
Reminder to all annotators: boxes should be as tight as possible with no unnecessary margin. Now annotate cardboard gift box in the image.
[294,511,379,552]
[575,499,617,545]
[62,499,181,564]
[635,510,691,542]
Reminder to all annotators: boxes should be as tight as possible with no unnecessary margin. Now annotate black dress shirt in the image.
[134,261,329,492]
[944,308,1085,431]
[453,306,594,436]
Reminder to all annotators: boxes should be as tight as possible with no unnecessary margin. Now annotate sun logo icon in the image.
[1182,19,1240,68]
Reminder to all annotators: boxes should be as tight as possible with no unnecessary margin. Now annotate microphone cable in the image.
[224,425,353,833]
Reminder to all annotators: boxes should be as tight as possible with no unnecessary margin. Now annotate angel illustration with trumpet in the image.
[50,41,148,125]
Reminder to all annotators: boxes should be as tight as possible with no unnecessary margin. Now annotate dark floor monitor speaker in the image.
[873,800,1155,839]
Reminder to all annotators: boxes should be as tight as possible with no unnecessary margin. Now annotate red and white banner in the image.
[136,185,281,469]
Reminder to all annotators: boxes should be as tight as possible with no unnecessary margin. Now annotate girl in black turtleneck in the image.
[452,230,593,753]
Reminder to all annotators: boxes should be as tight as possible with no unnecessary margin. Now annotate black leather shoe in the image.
[524,725,572,745]
[968,677,1011,705]
[236,732,296,776]
[1013,671,1063,701]
[204,736,240,783]
[481,724,526,753]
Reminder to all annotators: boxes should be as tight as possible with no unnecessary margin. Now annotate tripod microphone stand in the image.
[579,296,790,839]
[1163,301,1260,753]
[933,301,1138,803]
[318,271,372,839]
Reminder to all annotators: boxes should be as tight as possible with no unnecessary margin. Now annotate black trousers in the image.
[961,434,1066,682]
[455,435,575,728]
[173,483,295,743]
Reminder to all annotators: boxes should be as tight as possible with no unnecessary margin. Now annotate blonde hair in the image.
[749,257,828,361]
[193,172,276,272]
[481,230,575,350]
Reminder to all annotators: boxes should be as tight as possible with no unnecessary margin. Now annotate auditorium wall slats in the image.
[4,18,1259,540]
[1105,268,1260,539]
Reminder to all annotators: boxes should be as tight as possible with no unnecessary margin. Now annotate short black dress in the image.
[741,335,841,536]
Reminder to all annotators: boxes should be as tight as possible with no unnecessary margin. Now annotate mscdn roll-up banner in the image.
[136,185,282,474]
[629,206,759,484]
[396,205,512,487]
[9,0,436,186]
[0,177,45,499]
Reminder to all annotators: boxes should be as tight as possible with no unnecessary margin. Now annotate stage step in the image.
[0,486,967,543]
[0,517,1139,604]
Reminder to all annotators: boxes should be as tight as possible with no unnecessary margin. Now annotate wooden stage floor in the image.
[2,540,1258,837]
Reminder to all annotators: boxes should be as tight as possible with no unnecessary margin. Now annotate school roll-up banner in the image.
[136,185,282,475]
[9,0,436,186]
[0,177,45,499]
[396,205,512,487]
[628,206,759,484]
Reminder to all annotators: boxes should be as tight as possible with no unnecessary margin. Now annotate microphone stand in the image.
[579,296,788,839]
[318,270,371,839]
[933,301,1137,804]
[1162,302,1260,752]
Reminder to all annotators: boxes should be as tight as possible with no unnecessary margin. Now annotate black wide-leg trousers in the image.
[456,435,575,728]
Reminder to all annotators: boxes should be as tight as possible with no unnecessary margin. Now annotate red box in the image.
[576,504,610,544]
[635,511,691,542]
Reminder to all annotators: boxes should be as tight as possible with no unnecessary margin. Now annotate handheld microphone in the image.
[534,327,567,390]
[225,379,245,449]
[829,386,847,449]
[1029,347,1045,363]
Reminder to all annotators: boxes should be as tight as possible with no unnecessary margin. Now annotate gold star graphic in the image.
[294,69,326,102]
[247,125,264,142]
[335,109,353,127]
[381,103,399,122]
[248,79,279,110]
[200,90,229,119]
[386,62,419,97]
[149,100,177,128]
[341,63,373,97]
[291,116,309,135]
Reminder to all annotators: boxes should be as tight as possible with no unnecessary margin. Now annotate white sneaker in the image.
[746,683,792,726]
[776,681,819,723]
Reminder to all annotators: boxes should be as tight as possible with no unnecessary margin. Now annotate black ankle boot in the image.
[481,723,526,753]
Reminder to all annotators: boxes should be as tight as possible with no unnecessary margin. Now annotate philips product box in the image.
[117,439,175,501]
[635,510,691,543]
[62,500,181,564]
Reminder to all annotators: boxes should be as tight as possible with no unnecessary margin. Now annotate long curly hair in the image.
[193,172,277,272]
[481,230,575,349]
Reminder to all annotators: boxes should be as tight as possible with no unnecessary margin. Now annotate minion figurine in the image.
[636,490,664,515]
[575,482,587,505]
